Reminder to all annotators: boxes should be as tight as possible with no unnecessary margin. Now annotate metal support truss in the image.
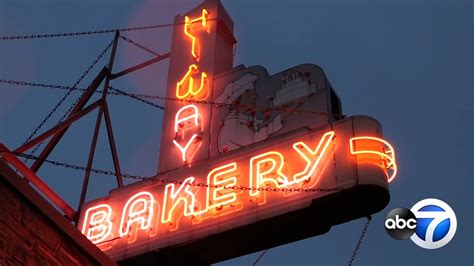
[0,30,170,222]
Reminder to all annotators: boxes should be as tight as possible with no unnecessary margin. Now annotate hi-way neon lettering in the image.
[172,9,209,163]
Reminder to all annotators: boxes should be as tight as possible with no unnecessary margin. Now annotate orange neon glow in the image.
[283,139,337,199]
[170,9,209,165]
[350,136,397,182]
[184,9,209,59]
[81,204,113,244]
[172,134,200,162]
[161,177,197,231]
[79,118,399,252]
[176,65,208,99]
[249,151,288,200]
[205,162,239,211]
[291,131,335,185]
[119,192,155,240]
[174,104,200,133]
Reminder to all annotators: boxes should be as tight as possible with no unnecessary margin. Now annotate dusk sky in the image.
[0,0,472,265]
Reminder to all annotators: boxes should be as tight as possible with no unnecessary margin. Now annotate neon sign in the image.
[78,4,398,263]
[349,136,397,182]
[79,116,397,260]
[176,65,208,99]
[184,9,209,61]
[81,204,113,244]
[171,9,210,164]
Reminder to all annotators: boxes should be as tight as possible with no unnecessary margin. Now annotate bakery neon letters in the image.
[81,204,113,244]
[81,131,335,244]
[80,131,397,247]
[119,192,155,241]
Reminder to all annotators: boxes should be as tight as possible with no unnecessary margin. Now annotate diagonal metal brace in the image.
[15,100,103,154]
[26,67,108,173]
[110,53,170,80]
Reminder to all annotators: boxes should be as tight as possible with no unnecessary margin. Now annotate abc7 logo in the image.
[384,208,417,240]
[384,199,457,249]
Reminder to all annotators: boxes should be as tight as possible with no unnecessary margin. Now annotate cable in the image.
[348,216,372,266]
[119,35,160,57]
[252,249,269,266]
[6,151,339,194]
[0,19,218,40]
[0,79,343,118]
[111,85,343,117]
[108,87,165,110]
[251,217,373,266]
[0,79,164,110]
[0,80,72,90]
[22,40,114,159]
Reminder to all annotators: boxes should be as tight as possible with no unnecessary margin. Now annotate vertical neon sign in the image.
[158,2,235,172]
[171,9,209,163]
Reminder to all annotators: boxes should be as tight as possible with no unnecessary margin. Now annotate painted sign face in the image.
[78,116,396,260]
[210,64,340,157]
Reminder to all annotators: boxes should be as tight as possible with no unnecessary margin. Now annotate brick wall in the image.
[0,161,115,265]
